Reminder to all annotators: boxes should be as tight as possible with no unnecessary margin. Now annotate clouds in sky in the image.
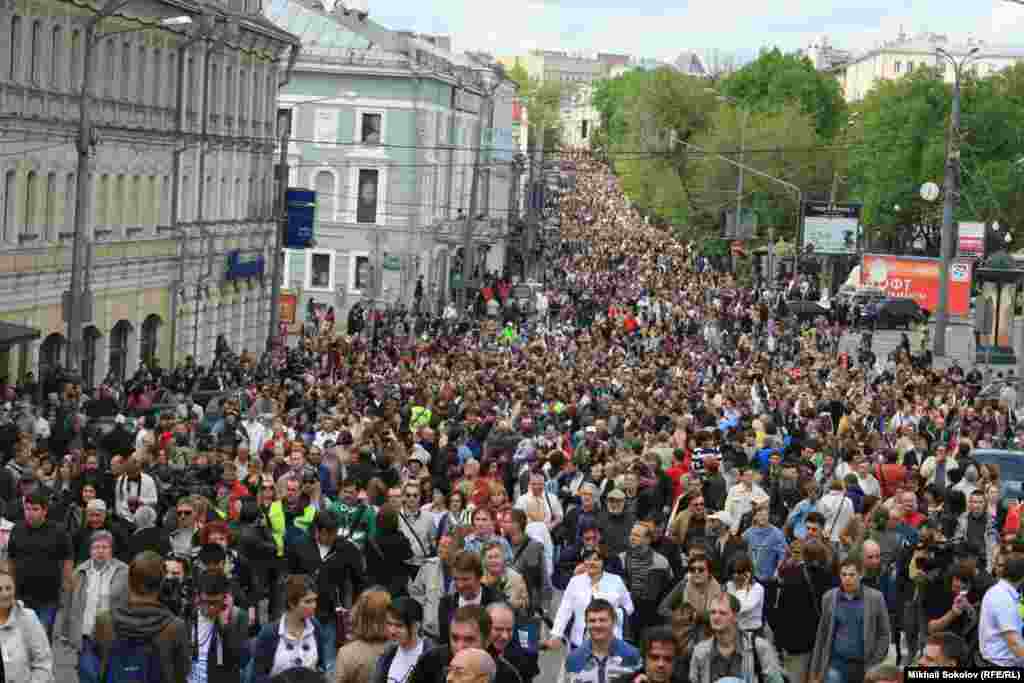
[362,0,1024,60]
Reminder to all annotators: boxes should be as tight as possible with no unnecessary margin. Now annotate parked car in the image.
[875,297,928,329]
[971,449,1024,503]
[848,287,888,308]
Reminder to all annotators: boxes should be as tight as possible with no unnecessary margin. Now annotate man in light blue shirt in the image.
[979,555,1024,668]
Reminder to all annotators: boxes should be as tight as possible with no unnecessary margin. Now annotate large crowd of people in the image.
[0,149,1022,683]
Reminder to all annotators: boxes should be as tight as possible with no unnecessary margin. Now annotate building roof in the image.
[265,0,371,50]
[843,33,1024,68]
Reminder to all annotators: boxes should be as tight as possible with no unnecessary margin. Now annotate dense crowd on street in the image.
[0,148,1023,683]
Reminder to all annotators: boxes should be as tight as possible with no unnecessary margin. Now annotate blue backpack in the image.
[103,636,164,683]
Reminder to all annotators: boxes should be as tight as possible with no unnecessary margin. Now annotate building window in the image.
[39,333,65,381]
[353,254,372,291]
[44,172,56,240]
[2,170,15,242]
[82,327,100,388]
[314,170,334,222]
[360,112,382,144]
[29,20,40,83]
[122,41,131,98]
[280,248,291,287]
[314,108,338,145]
[50,25,61,89]
[304,249,336,292]
[95,174,108,226]
[65,173,75,234]
[581,120,589,139]
[108,320,133,383]
[356,169,379,224]
[70,30,81,90]
[137,46,147,103]
[105,40,116,98]
[24,171,37,237]
[140,314,161,368]
[9,16,22,81]
[906,61,914,72]
[894,60,901,73]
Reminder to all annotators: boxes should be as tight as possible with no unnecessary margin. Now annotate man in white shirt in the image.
[920,445,958,489]
[855,459,881,499]
[399,482,437,567]
[724,467,767,533]
[242,413,268,456]
[815,479,855,544]
[979,555,1024,667]
[114,455,159,521]
[515,471,563,532]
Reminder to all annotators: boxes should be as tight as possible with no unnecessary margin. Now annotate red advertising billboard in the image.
[860,254,972,317]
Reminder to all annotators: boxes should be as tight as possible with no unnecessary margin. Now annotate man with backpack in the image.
[93,550,191,683]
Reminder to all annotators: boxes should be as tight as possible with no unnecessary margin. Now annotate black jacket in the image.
[287,534,363,619]
[365,532,415,598]
[437,584,500,646]
[123,526,171,562]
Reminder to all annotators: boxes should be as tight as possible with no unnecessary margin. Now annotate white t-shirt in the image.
[387,640,425,683]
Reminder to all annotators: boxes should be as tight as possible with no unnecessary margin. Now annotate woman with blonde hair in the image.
[335,587,393,683]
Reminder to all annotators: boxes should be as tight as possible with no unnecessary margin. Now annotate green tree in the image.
[719,48,846,140]
[508,63,565,151]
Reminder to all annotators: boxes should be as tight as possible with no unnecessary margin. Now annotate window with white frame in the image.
[357,110,384,144]
[305,248,336,292]
[356,169,379,224]
[280,248,291,287]
[349,251,371,294]
[314,108,338,146]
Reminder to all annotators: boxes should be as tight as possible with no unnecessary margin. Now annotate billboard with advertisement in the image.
[803,202,861,255]
[860,254,972,316]
[958,221,985,257]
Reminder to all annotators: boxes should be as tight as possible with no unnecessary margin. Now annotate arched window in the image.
[234,178,242,219]
[121,41,131,99]
[50,25,61,89]
[2,170,16,242]
[152,49,162,108]
[148,175,158,226]
[315,170,334,222]
[137,45,146,104]
[108,320,133,382]
[39,333,65,381]
[70,30,81,91]
[166,51,176,110]
[65,172,76,235]
[82,326,101,388]
[140,314,161,368]
[44,172,56,240]
[24,170,37,237]
[104,40,116,97]
[8,16,22,81]
[114,174,125,226]
[95,174,108,227]
[124,175,137,227]
[29,20,41,83]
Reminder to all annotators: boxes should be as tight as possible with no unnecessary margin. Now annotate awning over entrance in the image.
[0,321,41,348]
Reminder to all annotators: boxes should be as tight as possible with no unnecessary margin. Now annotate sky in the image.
[353,0,1024,63]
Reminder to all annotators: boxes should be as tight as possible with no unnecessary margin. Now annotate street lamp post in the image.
[67,5,192,374]
[934,46,981,357]
[706,89,750,273]
[672,132,802,282]
[457,66,503,315]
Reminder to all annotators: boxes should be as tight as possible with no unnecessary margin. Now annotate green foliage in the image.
[848,64,1024,253]
[508,63,564,150]
[719,48,846,139]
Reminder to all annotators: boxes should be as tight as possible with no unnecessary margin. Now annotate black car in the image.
[875,297,928,329]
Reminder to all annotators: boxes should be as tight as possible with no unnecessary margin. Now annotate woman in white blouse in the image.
[725,555,766,635]
[543,548,633,650]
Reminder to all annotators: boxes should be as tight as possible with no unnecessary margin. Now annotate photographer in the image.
[923,554,993,636]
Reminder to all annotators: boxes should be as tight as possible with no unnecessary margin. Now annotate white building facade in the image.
[266,0,519,322]
[0,0,298,386]
[837,33,1024,102]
